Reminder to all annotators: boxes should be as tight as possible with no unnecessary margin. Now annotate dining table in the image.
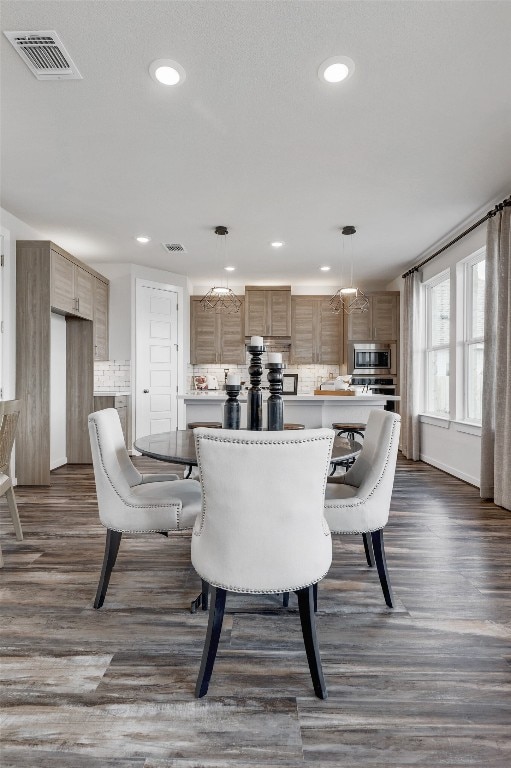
[134,429,362,476]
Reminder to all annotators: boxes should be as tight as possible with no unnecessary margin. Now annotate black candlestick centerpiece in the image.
[223,384,241,430]
[247,338,265,430]
[266,360,285,430]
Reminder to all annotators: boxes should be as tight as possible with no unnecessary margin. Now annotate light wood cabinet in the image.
[245,286,291,337]
[93,395,131,448]
[16,240,109,485]
[190,297,245,364]
[291,297,343,365]
[347,292,399,341]
[93,278,109,361]
[51,247,95,320]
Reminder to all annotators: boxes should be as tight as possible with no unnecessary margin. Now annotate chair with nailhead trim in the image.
[192,427,334,699]
[0,400,23,567]
[324,410,401,607]
[88,409,202,608]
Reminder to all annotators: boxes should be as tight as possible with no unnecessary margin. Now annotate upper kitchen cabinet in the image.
[93,277,109,361]
[291,297,343,365]
[244,286,291,337]
[190,297,245,364]
[347,292,399,341]
[51,246,94,319]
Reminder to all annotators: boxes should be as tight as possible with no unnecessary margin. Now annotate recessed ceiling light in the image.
[318,56,355,84]
[271,241,284,248]
[149,59,186,86]
[224,266,235,272]
[136,236,151,243]
[320,266,331,271]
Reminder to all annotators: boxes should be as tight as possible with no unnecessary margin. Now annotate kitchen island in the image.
[179,392,400,429]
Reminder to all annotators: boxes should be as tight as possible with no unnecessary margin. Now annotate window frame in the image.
[460,248,485,424]
[423,269,451,417]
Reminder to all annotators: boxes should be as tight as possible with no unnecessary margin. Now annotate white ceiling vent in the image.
[162,243,187,253]
[3,31,82,80]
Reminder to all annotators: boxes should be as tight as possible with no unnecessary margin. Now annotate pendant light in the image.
[200,226,242,314]
[330,226,369,315]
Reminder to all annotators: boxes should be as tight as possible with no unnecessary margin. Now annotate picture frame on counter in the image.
[282,373,298,395]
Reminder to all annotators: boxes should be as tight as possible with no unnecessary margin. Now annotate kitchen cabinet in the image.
[347,292,399,341]
[93,277,109,360]
[291,297,343,364]
[16,240,109,485]
[190,297,245,364]
[51,248,94,320]
[244,286,291,337]
[94,395,131,448]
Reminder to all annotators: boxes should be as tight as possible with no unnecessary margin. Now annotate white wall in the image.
[50,313,67,468]
[387,223,486,487]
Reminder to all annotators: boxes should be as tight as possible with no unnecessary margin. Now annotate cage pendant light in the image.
[330,226,369,315]
[200,226,242,314]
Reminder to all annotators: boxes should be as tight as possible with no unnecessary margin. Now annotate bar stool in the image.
[284,423,305,430]
[187,422,222,429]
[331,422,366,440]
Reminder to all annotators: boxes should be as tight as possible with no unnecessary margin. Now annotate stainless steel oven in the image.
[348,342,397,376]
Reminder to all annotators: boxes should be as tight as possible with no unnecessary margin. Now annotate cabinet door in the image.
[219,299,245,363]
[116,406,128,446]
[291,297,315,363]
[94,278,109,360]
[51,250,75,313]
[268,290,291,336]
[190,300,218,363]
[317,298,343,364]
[347,304,373,340]
[245,290,267,336]
[75,267,94,319]
[372,295,398,340]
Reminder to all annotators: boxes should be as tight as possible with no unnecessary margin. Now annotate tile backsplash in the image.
[94,360,131,392]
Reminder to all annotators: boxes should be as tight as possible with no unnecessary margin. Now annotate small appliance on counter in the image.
[205,375,219,390]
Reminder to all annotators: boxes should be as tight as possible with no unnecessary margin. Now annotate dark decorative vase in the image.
[266,363,284,430]
[223,385,241,430]
[247,345,265,430]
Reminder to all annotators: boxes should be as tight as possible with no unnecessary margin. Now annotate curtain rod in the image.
[402,195,511,279]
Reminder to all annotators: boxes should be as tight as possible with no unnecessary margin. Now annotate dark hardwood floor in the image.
[1,455,510,767]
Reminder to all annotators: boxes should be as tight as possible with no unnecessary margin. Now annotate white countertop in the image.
[180,392,400,402]
[94,390,131,397]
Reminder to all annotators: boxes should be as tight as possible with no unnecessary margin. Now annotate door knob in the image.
[143,389,149,393]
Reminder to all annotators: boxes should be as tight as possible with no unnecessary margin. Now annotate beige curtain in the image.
[480,203,511,509]
[401,270,421,460]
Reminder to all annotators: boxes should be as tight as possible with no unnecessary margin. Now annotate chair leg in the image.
[93,529,122,609]
[5,487,23,540]
[282,591,290,607]
[362,533,375,567]
[370,529,395,608]
[185,465,193,479]
[313,582,318,613]
[295,585,327,700]
[201,579,209,610]
[195,586,227,698]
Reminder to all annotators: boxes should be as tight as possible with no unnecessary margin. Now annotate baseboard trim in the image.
[420,453,480,488]
[50,456,68,471]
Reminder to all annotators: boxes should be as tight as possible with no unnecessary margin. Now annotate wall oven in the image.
[348,342,397,376]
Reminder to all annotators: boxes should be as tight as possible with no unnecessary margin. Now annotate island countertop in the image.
[179,392,400,402]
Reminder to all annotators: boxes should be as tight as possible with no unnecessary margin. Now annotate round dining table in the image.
[134,429,362,474]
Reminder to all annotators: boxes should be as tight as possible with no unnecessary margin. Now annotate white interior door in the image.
[136,285,179,437]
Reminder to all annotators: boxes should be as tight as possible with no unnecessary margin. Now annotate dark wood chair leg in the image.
[362,532,375,567]
[295,585,327,700]
[282,592,290,607]
[201,579,209,610]
[93,529,122,609]
[370,529,395,608]
[195,586,227,698]
[313,582,318,613]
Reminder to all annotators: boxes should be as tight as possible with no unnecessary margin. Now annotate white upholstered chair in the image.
[0,400,23,567]
[88,409,202,608]
[191,427,334,699]
[324,410,401,608]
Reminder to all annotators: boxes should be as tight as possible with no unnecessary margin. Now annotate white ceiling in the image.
[1,0,510,288]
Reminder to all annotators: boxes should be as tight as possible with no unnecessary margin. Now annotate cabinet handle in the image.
[143,389,149,393]
[77,297,80,312]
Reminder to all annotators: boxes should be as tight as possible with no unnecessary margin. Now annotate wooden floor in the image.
[1,455,510,767]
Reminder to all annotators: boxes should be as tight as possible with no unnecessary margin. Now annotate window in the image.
[464,254,485,422]
[425,273,450,415]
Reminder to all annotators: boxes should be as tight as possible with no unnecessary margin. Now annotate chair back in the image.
[343,410,401,521]
[88,409,143,524]
[192,428,334,593]
[0,400,21,474]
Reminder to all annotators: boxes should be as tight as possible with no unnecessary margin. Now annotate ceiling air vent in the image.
[3,31,82,80]
[162,243,187,253]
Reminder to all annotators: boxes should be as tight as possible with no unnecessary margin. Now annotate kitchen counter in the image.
[179,392,399,429]
[93,390,131,396]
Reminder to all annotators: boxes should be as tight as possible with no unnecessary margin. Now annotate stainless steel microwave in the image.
[348,342,397,375]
